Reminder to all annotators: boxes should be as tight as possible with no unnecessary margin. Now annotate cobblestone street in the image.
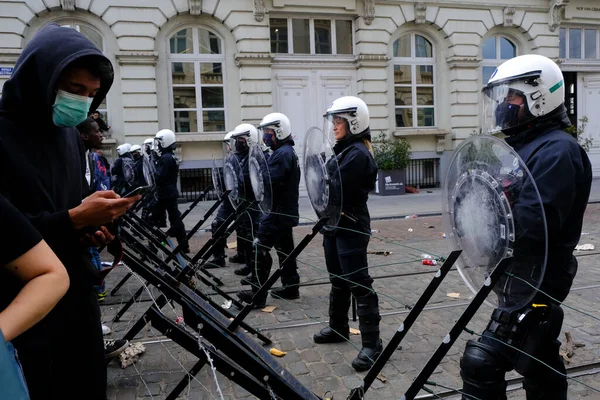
[102,204,600,400]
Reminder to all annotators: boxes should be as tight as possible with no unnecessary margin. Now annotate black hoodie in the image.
[0,23,114,299]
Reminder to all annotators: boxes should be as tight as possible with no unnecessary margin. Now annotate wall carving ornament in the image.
[363,0,375,25]
[189,0,202,16]
[503,7,515,27]
[254,0,266,22]
[60,0,76,11]
[549,0,570,32]
[415,3,427,24]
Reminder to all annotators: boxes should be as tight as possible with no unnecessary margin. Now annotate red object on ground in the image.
[422,259,437,266]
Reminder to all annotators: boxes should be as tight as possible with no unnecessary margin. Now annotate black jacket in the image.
[328,135,378,235]
[237,150,256,203]
[259,140,301,233]
[0,23,113,295]
[155,150,180,200]
[133,155,147,187]
[505,110,592,302]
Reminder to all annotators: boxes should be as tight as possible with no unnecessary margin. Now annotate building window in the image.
[168,27,226,133]
[269,17,353,55]
[481,36,517,84]
[560,27,600,60]
[392,33,435,128]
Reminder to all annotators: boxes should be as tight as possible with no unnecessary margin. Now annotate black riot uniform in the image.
[237,138,301,305]
[132,151,147,188]
[206,190,234,268]
[313,130,382,372]
[459,109,592,399]
[154,148,189,252]
[111,152,134,195]
[235,146,260,273]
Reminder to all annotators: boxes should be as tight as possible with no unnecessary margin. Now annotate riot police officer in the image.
[153,129,189,253]
[312,96,382,372]
[459,54,592,399]
[227,124,261,287]
[111,143,133,195]
[141,137,165,226]
[129,144,147,188]
[237,112,301,305]
[207,131,235,268]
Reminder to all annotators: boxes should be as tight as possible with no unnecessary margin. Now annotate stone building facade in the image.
[1,0,599,186]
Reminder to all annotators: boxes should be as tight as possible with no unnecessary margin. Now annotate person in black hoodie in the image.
[0,23,139,399]
[312,96,382,372]
[459,54,592,400]
[237,112,301,304]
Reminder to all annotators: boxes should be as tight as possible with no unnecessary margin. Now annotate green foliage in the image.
[565,116,593,152]
[372,133,412,171]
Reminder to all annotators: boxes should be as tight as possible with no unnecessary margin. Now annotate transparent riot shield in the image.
[142,154,155,187]
[442,135,547,311]
[211,157,224,197]
[223,153,244,209]
[303,127,342,227]
[249,145,272,214]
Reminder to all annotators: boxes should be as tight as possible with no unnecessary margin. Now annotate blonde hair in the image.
[363,138,374,156]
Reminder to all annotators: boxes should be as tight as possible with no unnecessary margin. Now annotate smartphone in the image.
[124,185,152,198]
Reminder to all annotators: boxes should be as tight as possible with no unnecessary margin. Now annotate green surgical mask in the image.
[52,90,93,127]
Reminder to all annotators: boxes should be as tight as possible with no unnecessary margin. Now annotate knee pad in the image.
[460,340,508,394]
[514,303,564,377]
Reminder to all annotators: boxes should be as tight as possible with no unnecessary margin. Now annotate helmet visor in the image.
[323,113,350,142]
[482,83,535,134]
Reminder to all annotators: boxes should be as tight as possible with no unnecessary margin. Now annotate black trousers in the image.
[323,233,380,347]
[14,289,106,399]
[156,197,187,248]
[255,225,299,287]
[461,304,567,399]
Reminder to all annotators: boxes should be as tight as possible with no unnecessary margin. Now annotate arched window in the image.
[168,27,225,133]
[392,33,435,128]
[482,36,517,84]
[59,21,108,122]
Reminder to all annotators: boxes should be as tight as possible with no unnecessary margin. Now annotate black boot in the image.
[234,265,251,276]
[205,256,226,269]
[229,253,245,263]
[314,286,351,344]
[240,274,255,286]
[271,286,300,300]
[351,339,383,372]
[352,292,382,372]
[236,290,267,309]
[313,326,349,343]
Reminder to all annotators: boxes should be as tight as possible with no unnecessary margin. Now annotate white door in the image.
[579,74,600,177]
[272,68,356,195]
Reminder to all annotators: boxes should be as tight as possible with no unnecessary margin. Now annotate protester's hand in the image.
[80,226,115,246]
[69,191,140,229]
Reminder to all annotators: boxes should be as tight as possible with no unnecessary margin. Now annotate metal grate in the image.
[179,168,217,201]
[405,158,440,189]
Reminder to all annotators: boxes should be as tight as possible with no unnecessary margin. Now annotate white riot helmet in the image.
[230,123,259,153]
[130,144,142,156]
[154,129,176,155]
[323,96,370,141]
[143,138,154,153]
[116,143,131,156]
[223,131,234,153]
[482,54,566,135]
[258,113,292,140]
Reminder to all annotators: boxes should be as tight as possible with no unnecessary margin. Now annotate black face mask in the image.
[235,138,248,153]
[495,102,521,130]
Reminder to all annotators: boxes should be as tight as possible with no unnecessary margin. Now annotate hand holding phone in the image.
[124,185,152,198]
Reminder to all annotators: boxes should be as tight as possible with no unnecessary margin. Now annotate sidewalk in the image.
[179,178,600,231]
